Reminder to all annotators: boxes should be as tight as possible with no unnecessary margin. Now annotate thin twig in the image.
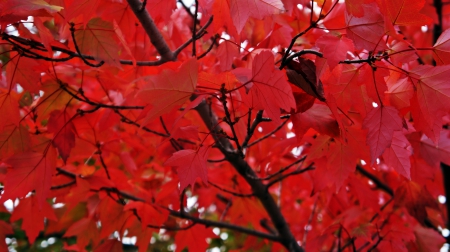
[209,181,253,197]
[266,164,315,188]
[246,118,290,148]
[247,156,307,181]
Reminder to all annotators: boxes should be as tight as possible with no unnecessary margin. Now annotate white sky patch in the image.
[187,196,197,209]
[286,132,296,139]
[421,25,428,33]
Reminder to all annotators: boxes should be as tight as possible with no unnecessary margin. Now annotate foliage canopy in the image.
[0,0,450,251]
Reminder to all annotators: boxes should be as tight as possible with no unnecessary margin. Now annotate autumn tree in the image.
[1,0,450,251]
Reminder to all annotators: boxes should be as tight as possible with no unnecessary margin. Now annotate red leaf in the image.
[0,0,62,23]
[94,239,122,252]
[74,18,121,67]
[291,103,340,141]
[145,0,177,23]
[0,93,20,130]
[124,202,169,228]
[346,3,387,51]
[5,53,43,93]
[394,181,439,224]
[434,28,450,65]
[327,140,358,190]
[362,106,403,163]
[2,147,57,207]
[248,50,296,122]
[345,0,372,17]
[229,0,285,32]
[386,77,414,109]
[410,65,450,142]
[164,145,210,191]
[137,58,198,124]
[383,131,412,179]
[9,196,57,244]
[316,34,354,70]
[174,225,215,252]
[376,0,432,26]
[216,41,240,71]
[0,125,30,160]
[48,110,76,163]
[292,90,315,113]
[413,225,446,251]
[64,0,101,22]
[64,218,100,249]
[419,130,450,167]
[287,58,326,101]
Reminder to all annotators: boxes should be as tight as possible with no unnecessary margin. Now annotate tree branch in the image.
[194,98,304,252]
[125,3,302,250]
[126,0,175,62]
[356,165,393,196]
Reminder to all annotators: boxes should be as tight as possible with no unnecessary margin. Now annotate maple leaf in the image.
[413,225,446,251]
[0,125,30,160]
[174,225,215,252]
[1,147,57,207]
[47,110,76,163]
[346,3,387,51]
[124,202,169,229]
[248,50,296,122]
[229,0,285,32]
[382,131,411,179]
[345,0,372,17]
[0,220,13,252]
[326,140,358,190]
[164,145,210,191]
[146,0,177,23]
[386,77,414,109]
[64,218,100,250]
[376,0,432,26]
[0,92,20,130]
[291,103,340,141]
[316,34,354,70]
[362,106,403,163]
[212,0,239,39]
[419,130,450,167]
[0,0,62,23]
[410,65,450,142]
[394,181,439,225]
[94,239,123,252]
[65,0,101,23]
[74,17,121,67]
[137,58,198,124]
[5,53,43,93]
[433,28,450,65]
[286,58,326,101]
[216,41,240,71]
[9,196,57,244]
